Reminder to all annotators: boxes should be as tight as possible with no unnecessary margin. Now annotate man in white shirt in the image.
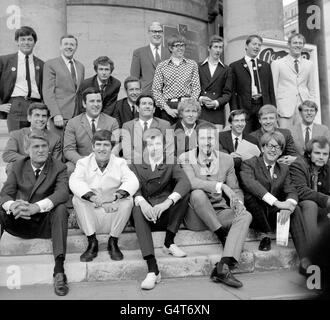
[0,26,44,132]
[0,132,69,296]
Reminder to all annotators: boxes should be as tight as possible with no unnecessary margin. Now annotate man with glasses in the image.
[130,21,170,94]
[291,100,330,156]
[152,35,201,124]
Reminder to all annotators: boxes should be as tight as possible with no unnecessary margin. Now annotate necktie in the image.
[294,59,299,73]
[35,169,41,180]
[305,127,310,146]
[100,82,106,96]
[91,119,96,135]
[234,137,239,151]
[267,165,272,178]
[155,46,161,65]
[143,121,148,132]
[69,60,77,89]
[251,59,261,94]
[25,55,32,98]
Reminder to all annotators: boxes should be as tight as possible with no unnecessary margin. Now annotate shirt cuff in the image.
[215,182,222,194]
[168,192,181,204]
[262,193,278,206]
[287,198,297,206]
[135,196,146,206]
[2,200,15,214]
[214,100,219,108]
[36,198,54,213]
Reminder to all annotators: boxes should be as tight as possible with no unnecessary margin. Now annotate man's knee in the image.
[118,199,134,218]
[190,189,208,205]
[51,204,68,221]
[299,200,318,213]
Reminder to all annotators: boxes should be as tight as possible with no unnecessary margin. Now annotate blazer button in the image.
[318,182,322,185]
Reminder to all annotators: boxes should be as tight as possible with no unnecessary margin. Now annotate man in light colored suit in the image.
[271,33,316,129]
[69,130,139,262]
[122,94,171,164]
[43,34,85,138]
[63,87,119,175]
[130,21,170,94]
[178,122,252,288]
[291,100,330,156]
[3,103,62,173]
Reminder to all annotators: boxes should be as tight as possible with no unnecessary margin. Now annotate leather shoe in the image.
[258,237,271,251]
[53,273,69,296]
[210,264,243,288]
[80,238,98,262]
[141,272,161,290]
[108,237,123,261]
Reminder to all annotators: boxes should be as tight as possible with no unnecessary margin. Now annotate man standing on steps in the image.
[178,122,252,288]
[69,130,139,262]
[0,132,69,296]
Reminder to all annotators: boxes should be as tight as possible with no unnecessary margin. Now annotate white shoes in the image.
[141,272,161,290]
[163,244,187,258]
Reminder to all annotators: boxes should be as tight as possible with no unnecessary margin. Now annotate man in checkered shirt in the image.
[152,34,201,125]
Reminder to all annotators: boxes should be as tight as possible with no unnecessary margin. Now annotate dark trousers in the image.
[0,204,68,259]
[132,194,189,258]
[160,101,179,125]
[243,97,263,134]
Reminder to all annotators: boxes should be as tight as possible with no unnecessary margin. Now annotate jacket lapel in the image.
[240,58,251,78]
[30,162,48,199]
[284,55,297,74]
[258,156,272,182]
[33,56,42,87]
[58,57,76,90]
[200,62,212,83]
[147,46,156,69]
[23,162,37,192]
[81,114,93,140]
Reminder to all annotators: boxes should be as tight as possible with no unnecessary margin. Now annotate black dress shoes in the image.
[53,273,69,296]
[210,263,243,288]
[258,237,271,251]
[108,237,123,261]
[80,238,98,262]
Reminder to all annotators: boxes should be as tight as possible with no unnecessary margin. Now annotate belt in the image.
[11,96,42,102]
[251,95,262,101]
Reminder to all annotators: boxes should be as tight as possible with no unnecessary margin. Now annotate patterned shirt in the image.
[152,57,201,109]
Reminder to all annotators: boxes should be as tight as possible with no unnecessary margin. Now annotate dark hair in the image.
[93,56,114,73]
[27,103,50,117]
[60,34,78,46]
[245,34,263,46]
[124,76,141,91]
[305,136,330,155]
[15,26,37,43]
[82,87,101,103]
[228,110,248,124]
[136,94,155,107]
[208,34,223,48]
[92,129,113,145]
[260,131,286,151]
[288,33,306,45]
[298,100,318,112]
[167,34,186,51]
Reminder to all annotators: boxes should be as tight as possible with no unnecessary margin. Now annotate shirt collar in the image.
[139,118,153,128]
[150,43,161,51]
[18,50,33,59]
[85,114,100,125]
[301,123,313,131]
[244,55,257,64]
[201,57,224,67]
[168,56,187,64]
[31,162,45,173]
[197,148,218,164]
[149,155,163,167]
[97,77,108,87]
[288,54,302,62]
[231,132,243,141]
[61,54,75,65]
[263,160,275,170]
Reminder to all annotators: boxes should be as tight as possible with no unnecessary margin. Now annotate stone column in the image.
[223,0,284,64]
[0,0,67,60]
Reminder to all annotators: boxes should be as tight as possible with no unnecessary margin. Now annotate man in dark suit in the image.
[130,21,170,94]
[198,35,232,129]
[0,132,69,296]
[289,136,330,275]
[130,128,190,290]
[43,34,85,138]
[230,34,276,133]
[108,76,141,127]
[240,131,305,257]
[0,26,43,132]
[2,103,62,173]
[76,56,121,115]
[122,94,171,164]
[250,104,297,165]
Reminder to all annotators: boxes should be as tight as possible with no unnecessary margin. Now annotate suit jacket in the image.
[76,74,121,115]
[122,117,171,163]
[0,52,44,119]
[69,153,139,200]
[198,60,232,124]
[229,57,276,111]
[63,112,119,164]
[240,155,298,203]
[179,148,243,208]
[110,98,139,127]
[43,56,85,120]
[291,122,330,156]
[0,156,69,221]
[130,45,171,94]
[2,127,62,165]
[250,127,297,156]
[130,158,190,206]
[271,55,316,117]
[289,156,330,208]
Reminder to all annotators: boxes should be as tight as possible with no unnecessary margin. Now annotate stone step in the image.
[0,229,275,256]
[0,240,298,286]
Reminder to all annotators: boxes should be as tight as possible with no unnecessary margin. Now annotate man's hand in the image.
[12,203,40,220]
[277,155,297,165]
[102,202,119,213]
[204,100,218,109]
[277,209,291,225]
[164,105,178,118]
[274,200,295,212]
[54,115,64,128]
[0,103,11,113]
[230,197,246,217]
[90,195,103,208]
[152,200,172,220]
[139,200,157,223]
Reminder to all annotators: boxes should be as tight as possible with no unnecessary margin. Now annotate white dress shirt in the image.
[301,123,313,140]
[61,54,77,77]
[139,118,153,130]
[150,43,162,61]
[244,55,260,97]
[86,114,100,130]
[231,132,243,149]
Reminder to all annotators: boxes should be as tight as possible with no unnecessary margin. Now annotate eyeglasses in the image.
[149,30,163,34]
[172,43,186,48]
[265,144,281,151]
